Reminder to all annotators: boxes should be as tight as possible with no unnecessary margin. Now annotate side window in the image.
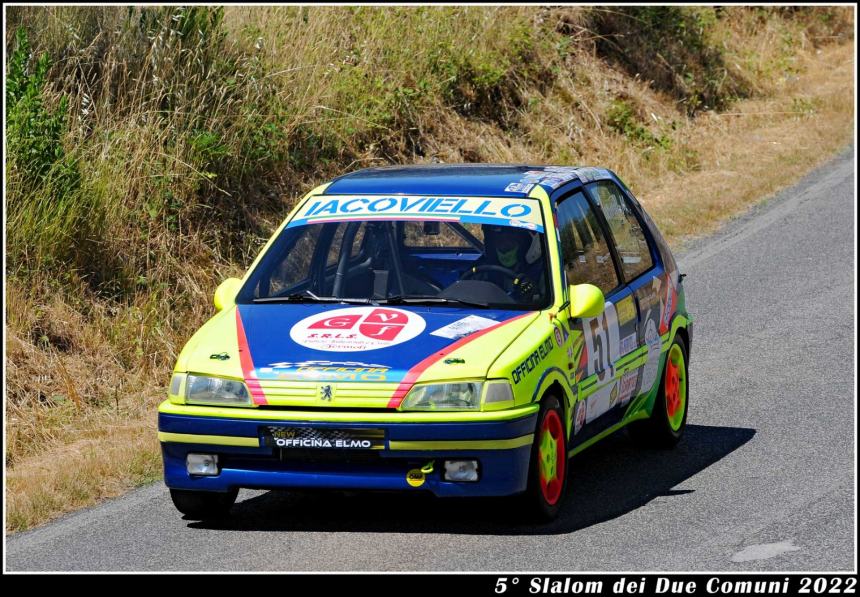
[557,191,620,295]
[587,181,654,281]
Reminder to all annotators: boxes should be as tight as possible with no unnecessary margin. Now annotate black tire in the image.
[169,488,238,520]
[628,335,689,449]
[520,395,568,521]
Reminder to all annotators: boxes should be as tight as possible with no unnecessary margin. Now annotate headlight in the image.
[185,374,251,406]
[400,382,483,411]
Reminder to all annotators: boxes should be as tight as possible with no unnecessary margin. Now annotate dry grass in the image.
[4,6,854,532]
[645,44,855,243]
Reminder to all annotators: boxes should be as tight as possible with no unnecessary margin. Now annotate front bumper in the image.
[158,403,537,498]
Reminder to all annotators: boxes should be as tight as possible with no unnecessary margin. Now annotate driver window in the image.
[557,191,620,295]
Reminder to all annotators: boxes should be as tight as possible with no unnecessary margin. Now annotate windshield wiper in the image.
[252,291,371,304]
[379,295,491,308]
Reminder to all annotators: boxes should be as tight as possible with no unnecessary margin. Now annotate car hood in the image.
[177,303,539,404]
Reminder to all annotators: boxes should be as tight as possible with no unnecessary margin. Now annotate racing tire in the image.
[169,488,238,520]
[628,335,689,449]
[520,395,568,521]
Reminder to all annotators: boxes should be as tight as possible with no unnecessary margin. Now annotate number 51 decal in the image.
[581,302,620,382]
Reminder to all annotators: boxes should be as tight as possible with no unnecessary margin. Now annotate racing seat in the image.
[363,223,441,298]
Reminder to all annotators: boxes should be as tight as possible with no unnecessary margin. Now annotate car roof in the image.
[323,164,615,197]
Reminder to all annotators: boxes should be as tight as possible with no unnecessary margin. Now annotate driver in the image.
[468,224,546,302]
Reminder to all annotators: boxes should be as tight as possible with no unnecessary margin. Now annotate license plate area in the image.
[262,426,385,451]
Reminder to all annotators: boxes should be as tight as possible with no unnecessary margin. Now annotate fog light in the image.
[186,453,219,476]
[443,460,479,482]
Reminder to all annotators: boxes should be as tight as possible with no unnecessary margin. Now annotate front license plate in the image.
[262,426,385,450]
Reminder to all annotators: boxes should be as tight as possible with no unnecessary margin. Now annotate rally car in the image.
[159,164,692,521]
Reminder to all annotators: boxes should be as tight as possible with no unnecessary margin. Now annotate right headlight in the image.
[399,382,483,411]
[185,374,251,407]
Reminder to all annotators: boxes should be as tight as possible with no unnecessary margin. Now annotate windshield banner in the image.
[288,195,545,232]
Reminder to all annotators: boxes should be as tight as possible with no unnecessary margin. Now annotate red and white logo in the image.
[290,307,426,352]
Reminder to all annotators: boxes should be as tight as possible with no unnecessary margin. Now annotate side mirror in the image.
[213,278,243,312]
[569,284,605,319]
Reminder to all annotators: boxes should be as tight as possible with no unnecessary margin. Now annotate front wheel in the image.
[521,395,568,521]
[169,488,238,520]
[628,335,688,449]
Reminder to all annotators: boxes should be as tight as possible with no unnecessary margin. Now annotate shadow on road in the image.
[190,424,755,536]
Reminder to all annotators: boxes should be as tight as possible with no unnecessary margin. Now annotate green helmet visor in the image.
[497,245,519,267]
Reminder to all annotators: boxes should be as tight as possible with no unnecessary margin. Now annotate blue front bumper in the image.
[159,411,537,497]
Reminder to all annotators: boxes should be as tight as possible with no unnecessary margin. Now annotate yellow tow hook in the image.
[406,461,435,488]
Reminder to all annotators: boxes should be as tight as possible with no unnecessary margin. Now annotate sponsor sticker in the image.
[618,370,639,405]
[504,182,535,193]
[619,332,638,356]
[509,219,538,230]
[290,307,425,352]
[554,326,564,348]
[265,426,384,450]
[616,296,636,323]
[608,382,619,408]
[585,385,611,423]
[430,315,498,340]
[259,360,391,381]
[638,317,662,394]
[290,195,544,232]
[573,400,586,435]
[511,336,554,385]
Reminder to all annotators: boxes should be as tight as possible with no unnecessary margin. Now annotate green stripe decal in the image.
[158,432,260,447]
[158,400,539,423]
[389,434,533,451]
[616,345,647,368]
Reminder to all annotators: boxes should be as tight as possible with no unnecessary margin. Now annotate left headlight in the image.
[185,374,251,407]
[400,382,482,411]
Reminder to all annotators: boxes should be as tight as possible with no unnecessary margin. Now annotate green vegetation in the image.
[4,6,854,531]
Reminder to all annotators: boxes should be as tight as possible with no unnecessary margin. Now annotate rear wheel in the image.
[169,488,238,520]
[521,395,568,521]
[628,335,688,448]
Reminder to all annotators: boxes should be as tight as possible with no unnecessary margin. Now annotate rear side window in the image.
[556,191,620,295]
[587,181,654,281]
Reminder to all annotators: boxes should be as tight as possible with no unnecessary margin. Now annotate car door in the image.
[554,188,638,446]
[584,180,662,409]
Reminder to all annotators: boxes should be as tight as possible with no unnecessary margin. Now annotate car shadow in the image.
[189,424,755,536]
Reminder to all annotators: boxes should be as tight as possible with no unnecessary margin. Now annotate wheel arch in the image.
[539,379,572,439]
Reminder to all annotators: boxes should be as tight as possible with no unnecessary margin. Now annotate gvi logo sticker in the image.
[290,307,426,352]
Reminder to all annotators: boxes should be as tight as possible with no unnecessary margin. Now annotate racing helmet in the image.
[482,224,541,268]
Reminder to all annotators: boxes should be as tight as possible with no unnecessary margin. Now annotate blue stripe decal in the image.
[530,366,573,403]
[158,412,538,442]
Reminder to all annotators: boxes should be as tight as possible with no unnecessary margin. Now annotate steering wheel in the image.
[459,264,519,282]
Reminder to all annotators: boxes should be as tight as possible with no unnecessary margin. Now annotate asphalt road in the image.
[6,147,855,572]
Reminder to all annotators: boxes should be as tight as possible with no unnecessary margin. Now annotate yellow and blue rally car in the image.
[159,165,692,521]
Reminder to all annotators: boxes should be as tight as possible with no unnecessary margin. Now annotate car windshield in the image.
[236,195,551,309]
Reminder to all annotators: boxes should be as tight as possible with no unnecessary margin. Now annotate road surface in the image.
[6,146,855,571]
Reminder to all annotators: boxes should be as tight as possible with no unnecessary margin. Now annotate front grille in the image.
[257,380,400,409]
[256,405,398,413]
